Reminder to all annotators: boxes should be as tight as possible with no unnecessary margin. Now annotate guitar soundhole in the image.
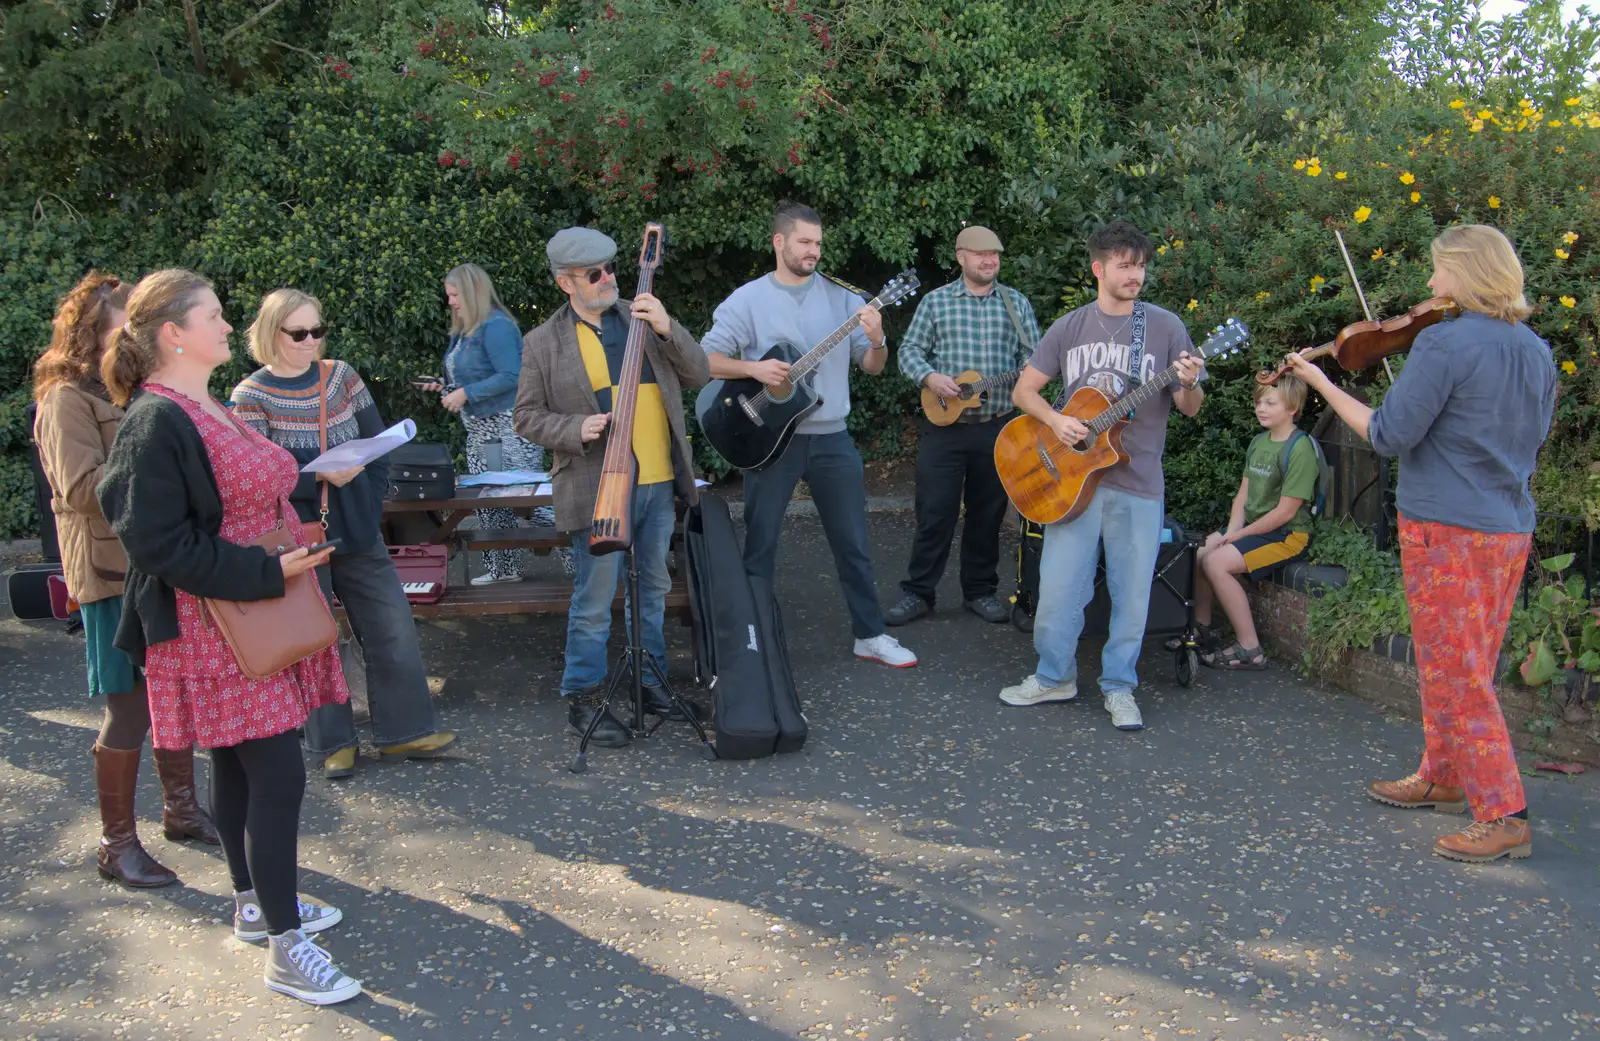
[1069,436,1092,454]
[767,379,794,404]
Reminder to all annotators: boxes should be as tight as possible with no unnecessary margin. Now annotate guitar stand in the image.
[570,542,719,773]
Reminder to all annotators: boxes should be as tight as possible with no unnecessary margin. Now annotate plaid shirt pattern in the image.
[896,280,1041,419]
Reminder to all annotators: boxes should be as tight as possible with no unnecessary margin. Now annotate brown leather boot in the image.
[1434,817,1533,863]
[93,744,178,888]
[1367,773,1468,813]
[152,746,220,844]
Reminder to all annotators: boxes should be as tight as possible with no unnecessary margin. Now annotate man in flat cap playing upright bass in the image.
[514,227,710,748]
[883,225,1040,628]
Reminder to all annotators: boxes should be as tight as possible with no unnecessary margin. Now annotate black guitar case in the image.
[684,491,804,759]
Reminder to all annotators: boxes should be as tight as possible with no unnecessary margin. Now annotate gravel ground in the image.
[2,511,1598,1041]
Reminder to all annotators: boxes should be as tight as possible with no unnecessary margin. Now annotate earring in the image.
[175,347,183,355]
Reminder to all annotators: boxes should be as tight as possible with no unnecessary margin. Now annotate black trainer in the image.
[642,684,704,722]
[884,592,931,626]
[964,595,1010,624]
[566,697,631,747]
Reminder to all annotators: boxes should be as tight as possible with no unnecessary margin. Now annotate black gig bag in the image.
[385,443,456,501]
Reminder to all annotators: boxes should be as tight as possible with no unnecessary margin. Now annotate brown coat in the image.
[513,299,710,532]
[33,383,128,603]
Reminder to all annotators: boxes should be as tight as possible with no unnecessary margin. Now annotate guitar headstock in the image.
[639,221,664,271]
[1195,317,1250,361]
[872,269,921,310]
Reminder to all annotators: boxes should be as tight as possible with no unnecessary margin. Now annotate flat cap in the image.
[955,225,1004,252]
[546,227,618,270]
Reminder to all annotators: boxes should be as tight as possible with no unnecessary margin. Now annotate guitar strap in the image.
[998,286,1036,366]
[1125,302,1148,418]
[818,271,871,298]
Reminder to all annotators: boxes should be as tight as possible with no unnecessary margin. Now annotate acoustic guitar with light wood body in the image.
[920,369,1021,426]
[994,319,1250,525]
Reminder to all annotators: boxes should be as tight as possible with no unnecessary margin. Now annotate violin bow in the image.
[1334,229,1397,382]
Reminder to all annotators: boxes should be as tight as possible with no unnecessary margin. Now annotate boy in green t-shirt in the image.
[1191,374,1317,669]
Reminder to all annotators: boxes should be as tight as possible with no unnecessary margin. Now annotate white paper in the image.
[301,419,416,473]
[458,470,550,487]
[695,478,711,488]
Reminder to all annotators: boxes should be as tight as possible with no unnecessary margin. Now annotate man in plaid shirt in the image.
[885,225,1040,626]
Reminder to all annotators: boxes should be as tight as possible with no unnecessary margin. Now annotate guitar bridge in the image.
[738,395,764,427]
[1034,438,1060,480]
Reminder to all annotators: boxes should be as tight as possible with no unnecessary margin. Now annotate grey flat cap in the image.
[546,227,617,270]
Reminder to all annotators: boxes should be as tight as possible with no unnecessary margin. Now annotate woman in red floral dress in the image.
[97,269,361,1006]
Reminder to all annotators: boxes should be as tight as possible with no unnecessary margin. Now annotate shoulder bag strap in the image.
[316,360,330,531]
[998,287,1035,366]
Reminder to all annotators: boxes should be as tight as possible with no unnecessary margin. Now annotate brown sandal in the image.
[1201,642,1268,670]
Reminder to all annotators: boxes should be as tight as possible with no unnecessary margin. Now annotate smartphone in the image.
[411,374,442,386]
[304,538,343,555]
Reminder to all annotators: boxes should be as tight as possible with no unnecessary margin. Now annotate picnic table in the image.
[379,486,691,620]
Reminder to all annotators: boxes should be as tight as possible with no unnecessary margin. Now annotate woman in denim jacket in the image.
[424,264,569,583]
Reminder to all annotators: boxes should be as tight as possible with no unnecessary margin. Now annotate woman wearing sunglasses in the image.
[420,263,568,584]
[231,289,456,781]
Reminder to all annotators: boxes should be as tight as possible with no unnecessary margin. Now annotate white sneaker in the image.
[264,929,361,1005]
[470,573,520,586]
[235,890,343,942]
[854,634,917,668]
[999,674,1077,706]
[1104,691,1144,730]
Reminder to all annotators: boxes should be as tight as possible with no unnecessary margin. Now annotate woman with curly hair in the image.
[32,271,219,889]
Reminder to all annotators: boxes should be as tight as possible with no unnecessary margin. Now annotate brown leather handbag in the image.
[204,412,338,680]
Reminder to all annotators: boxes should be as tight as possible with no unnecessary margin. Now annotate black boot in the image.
[567,695,631,748]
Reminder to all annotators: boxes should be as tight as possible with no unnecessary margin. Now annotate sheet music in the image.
[301,419,417,473]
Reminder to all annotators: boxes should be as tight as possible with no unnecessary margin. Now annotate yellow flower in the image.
[1156,244,1168,255]
[1410,191,1421,203]
[1566,97,1582,106]
[1488,195,1501,208]
[1560,295,1577,308]
[1561,360,1577,375]
[1354,205,1372,223]
[1335,171,1347,180]
[1399,171,1415,185]
[1255,290,1270,302]
[1186,299,1198,311]
[1589,116,1600,128]
[1477,109,1492,119]
[1548,120,1562,128]
[1371,248,1385,259]
[1174,240,1185,249]
[1307,165,1322,177]
[1556,248,1570,260]
[1450,99,1467,109]
[1293,159,1306,170]
[1563,232,1579,244]
[1469,119,1484,133]
[1309,275,1326,292]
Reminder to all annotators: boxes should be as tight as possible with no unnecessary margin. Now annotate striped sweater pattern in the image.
[230,361,375,452]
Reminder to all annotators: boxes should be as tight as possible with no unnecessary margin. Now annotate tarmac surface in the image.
[2,510,1598,1041]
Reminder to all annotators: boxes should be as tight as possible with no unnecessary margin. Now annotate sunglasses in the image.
[282,325,329,342]
[571,261,616,285]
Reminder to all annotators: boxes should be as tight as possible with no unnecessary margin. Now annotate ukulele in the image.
[921,368,1022,426]
[589,222,665,555]
[695,270,920,471]
[994,318,1251,525]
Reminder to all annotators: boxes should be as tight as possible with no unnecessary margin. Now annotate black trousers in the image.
[900,414,1011,605]
[210,730,306,935]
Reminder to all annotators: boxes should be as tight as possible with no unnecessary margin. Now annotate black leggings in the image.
[209,731,306,935]
[97,688,152,751]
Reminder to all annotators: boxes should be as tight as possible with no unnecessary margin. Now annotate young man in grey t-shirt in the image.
[1000,221,1206,730]
[699,202,917,668]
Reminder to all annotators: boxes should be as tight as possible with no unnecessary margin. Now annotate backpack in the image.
[1250,429,1333,518]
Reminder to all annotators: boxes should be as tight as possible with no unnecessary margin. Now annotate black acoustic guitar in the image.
[694,270,920,471]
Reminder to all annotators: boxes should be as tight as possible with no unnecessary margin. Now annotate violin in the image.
[1256,297,1460,385]
[590,222,665,555]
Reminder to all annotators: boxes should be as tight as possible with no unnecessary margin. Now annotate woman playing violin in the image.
[1284,224,1556,864]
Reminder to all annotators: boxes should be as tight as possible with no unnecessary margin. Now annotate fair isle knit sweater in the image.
[229,360,390,552]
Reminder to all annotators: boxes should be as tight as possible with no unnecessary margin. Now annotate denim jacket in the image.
[444,309,523,418]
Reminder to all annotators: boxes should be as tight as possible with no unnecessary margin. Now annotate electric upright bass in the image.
[589,222,665,555]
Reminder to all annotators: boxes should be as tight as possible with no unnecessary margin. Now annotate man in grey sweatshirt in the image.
[700,202,917,668]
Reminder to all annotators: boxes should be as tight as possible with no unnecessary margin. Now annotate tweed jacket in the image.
[33,383,128,604]
[513,299,710,532]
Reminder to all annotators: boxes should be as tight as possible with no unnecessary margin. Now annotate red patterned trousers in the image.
[1399,515,1530,821]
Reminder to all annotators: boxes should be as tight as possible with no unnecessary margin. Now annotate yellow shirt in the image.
[575,318,674,486]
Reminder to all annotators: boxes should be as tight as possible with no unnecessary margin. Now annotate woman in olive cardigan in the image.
[32,271,217,890]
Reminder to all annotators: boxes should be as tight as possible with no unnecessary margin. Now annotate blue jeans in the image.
[307,539,439,753]
[741,431,885,640]
[1033,487,1164,694]
[560,480,676,694]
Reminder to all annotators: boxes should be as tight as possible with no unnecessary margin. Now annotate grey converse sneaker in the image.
[264,929,361,1005]
[235,890,343,942]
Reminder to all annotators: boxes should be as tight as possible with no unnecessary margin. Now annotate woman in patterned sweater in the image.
[232,289,456,781]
